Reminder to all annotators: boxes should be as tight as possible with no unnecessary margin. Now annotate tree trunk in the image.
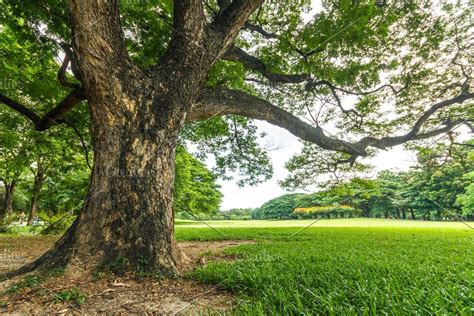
[0,180,16,227]
[27,170,46,225]
[362,206,371,217]
[401,209,406,219]
[410,209,415,220]
[22,96,187,275]
[26,0,198,276]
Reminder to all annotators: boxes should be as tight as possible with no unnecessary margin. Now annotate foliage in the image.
[456,171,474,216]
[185,116,273,187]
[37,211,76,235]
[401,141,473,219]
[253,194,304,219]
[174,146,222,215]
[178,208,255,220]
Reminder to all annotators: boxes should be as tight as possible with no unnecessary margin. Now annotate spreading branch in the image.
[223,46,310,83]
[189,87,473,161]
[243,21,278,39]
[222,46,410,127]
[224,46,410,95]
[0,89,86,131]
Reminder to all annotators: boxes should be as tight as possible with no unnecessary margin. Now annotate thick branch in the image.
[223,47,413,127]
[59,43,82,83]
[223,46,310,83]
[57,52,80,89]
[205,2,277,39]
[0,89,86,131]
[243,22,278,39]
[0,94,40,123]
[170,0,206,51]
[190,87,363,155]
[69,0,133,90]
[189,87,473,157]
[36,89,86,130]
[209,0,264,55]
[174,1,205,32]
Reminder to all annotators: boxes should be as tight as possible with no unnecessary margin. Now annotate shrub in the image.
[294,204,359,218]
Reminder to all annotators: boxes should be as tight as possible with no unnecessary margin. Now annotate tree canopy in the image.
[1,0,472,187]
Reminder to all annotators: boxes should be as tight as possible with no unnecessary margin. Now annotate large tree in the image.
[0,0,472,276]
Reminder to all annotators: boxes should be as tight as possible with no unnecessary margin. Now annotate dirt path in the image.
[0,236,252,314]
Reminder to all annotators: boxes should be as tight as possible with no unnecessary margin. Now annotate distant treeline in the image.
[256,166,472,221]
[181,141,473,221]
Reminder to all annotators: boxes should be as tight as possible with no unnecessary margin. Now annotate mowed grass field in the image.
[1,219,472,314]
[176,218,474,314]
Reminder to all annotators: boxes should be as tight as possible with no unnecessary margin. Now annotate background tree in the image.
[402,140,473,220]
[0,110,30,227]
[174,146,222,216]
[253,194,303,219]
[457,172,474,219]
[372,171,407,219]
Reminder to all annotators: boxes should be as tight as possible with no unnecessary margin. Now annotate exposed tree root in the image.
[0,221,78,281]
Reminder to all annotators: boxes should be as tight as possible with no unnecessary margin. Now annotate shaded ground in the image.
[0,235,251,314]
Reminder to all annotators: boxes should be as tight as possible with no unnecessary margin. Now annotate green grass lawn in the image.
[176,219,474,315]
[2,219,472,314]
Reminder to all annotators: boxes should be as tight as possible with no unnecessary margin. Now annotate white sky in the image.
[216,121,418,210]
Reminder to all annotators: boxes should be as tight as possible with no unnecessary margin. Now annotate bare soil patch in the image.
[0,235,252,314]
